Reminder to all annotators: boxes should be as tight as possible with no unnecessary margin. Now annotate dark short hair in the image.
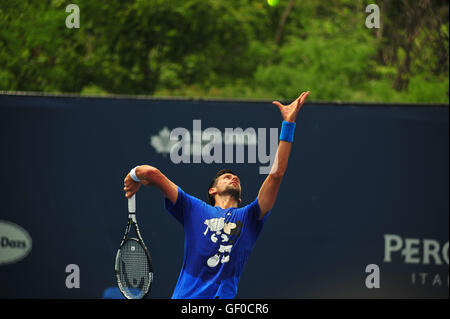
[208,169,238,206]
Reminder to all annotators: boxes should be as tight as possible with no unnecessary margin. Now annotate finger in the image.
[299,91,310,104]
[294,93,305,108]
[272,101,284,111]
[299,91,307,101]
[303,91,310,102]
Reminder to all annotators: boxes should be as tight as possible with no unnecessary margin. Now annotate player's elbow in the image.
[269,161,287,180]
[269,168,285,180]
[140,165,162,182]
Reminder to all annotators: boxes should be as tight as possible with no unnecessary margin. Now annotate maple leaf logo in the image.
[150,127,177,156]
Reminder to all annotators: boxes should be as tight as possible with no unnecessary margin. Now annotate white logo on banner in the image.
[383,234,449,287]
[0,220,32,265]
[150,127,178,155]
[149,120,279,174]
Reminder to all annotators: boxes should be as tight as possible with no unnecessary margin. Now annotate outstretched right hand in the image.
[272,91,310,123]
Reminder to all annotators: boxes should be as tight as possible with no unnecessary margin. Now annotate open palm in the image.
[272,91,310,123]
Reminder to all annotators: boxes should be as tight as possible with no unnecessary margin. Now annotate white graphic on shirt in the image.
[203,217,241,268]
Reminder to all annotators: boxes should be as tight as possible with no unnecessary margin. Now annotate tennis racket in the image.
[115,194,153,299]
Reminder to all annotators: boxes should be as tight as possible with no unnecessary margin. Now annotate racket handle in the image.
[128,194,136,213]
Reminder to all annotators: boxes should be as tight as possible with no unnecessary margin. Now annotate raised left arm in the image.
[257,91,310,219]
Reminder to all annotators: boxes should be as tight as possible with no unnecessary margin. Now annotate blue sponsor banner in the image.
[0,94,448,298]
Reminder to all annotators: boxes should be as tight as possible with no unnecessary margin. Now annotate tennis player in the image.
[123,91,310,299]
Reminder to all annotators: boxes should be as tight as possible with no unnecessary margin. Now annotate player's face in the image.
[209,173,242,205]
[216,173,241,193]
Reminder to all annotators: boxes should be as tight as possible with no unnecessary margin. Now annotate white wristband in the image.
[129,166,141,182]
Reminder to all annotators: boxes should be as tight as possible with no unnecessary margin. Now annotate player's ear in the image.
[208,187,217,196]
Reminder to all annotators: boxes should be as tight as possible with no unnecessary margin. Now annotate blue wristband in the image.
[279,121,296,143]
[129,166,141,182]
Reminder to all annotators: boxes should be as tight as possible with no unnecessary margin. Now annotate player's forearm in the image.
[257,91,309,217]
[134,165,160,183]
[134,165,178,204]
[257,140,292,217]
[269,140,292,179]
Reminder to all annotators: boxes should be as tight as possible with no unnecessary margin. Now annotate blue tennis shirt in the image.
[164,187,270,299]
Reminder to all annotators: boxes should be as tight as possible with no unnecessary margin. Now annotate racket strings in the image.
[117,239,152,299]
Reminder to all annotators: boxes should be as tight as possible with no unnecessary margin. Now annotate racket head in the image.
[115,237,153,299]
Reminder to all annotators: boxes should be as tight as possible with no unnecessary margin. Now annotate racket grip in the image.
[128,194,136,213]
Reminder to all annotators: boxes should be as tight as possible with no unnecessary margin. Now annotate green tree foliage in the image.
[0,0,448,103]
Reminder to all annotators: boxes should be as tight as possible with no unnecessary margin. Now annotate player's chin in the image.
[225,185,241,196]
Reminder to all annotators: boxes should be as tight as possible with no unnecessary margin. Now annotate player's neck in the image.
[214,195,239,209]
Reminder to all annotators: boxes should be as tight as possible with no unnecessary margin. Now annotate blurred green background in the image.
[0,0,448,103]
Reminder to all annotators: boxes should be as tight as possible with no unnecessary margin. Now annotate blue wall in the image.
[0,95,448,298]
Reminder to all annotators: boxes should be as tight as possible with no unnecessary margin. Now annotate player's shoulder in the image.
[178,187,208,207]
[240,198,259,209]
[234,198,260,216]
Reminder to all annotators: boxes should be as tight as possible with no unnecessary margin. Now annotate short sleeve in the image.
[244,198,271,238]
[164,186,189,225]
[164,187,206,225]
